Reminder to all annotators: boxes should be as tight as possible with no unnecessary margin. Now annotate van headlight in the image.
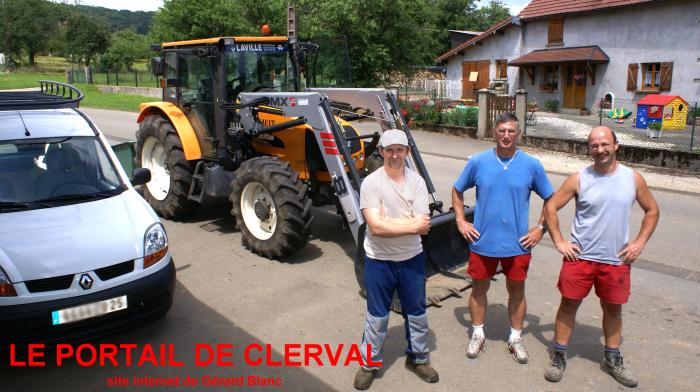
[0,266,17,297]
[143,223,168,268]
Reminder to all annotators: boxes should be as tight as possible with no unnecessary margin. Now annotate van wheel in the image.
[136,115,198,218]
[230,157,312,259]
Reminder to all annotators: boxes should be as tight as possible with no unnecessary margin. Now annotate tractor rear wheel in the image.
[136,115,198,218]
[230,157,312,259]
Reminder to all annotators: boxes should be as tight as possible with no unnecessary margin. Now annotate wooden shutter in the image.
[627,63,638,91]
[659,62,673,91]
[548,18,564,44]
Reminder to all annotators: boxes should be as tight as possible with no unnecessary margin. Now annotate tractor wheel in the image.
[230,157,312,259]
[136,115,198,218]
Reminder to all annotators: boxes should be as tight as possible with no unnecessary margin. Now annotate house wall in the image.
[443,0,700,104]
[445,26,523,96]
[522,0,700,104]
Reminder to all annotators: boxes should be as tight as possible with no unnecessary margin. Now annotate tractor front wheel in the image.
[136,115,198,218]
[230,157,312,259]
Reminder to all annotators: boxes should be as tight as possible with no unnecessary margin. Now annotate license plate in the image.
[51,295,128,325]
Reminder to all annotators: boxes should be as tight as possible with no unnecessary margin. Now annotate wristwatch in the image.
[538,224,547,233]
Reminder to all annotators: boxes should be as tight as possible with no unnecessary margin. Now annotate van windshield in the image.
[0,136,125,211]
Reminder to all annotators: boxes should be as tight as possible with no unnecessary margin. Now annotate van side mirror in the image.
[151,57,164,77]
[131,168,151,186]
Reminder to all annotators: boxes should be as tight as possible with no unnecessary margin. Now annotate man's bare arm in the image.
[362,208,430,238]
[618,172,660,264]
[451,187,480,242]
[544,173,581,261]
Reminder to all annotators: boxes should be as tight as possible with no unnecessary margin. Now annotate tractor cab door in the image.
[176,49,217,158]
[297,36,353,89]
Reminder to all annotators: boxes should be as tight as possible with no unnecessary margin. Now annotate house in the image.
[435,0,700,109]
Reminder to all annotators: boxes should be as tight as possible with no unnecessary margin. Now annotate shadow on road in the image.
[1,281,338,391]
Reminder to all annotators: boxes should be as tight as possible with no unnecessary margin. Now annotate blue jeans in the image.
[360,252,429,369]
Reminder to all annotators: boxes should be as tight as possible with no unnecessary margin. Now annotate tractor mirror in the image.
[151,57,164,77]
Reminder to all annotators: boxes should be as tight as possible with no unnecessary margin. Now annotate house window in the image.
[642,63,661,89]
[548,18,564,45]
[627,62,673,91]
[540,65,559,91]
[495,59,508,78]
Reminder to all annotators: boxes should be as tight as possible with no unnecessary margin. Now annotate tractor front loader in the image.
[136,36,473,306]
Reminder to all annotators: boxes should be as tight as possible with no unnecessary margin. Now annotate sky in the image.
[59,0,530,15]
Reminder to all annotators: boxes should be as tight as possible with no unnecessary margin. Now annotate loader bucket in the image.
[420,206,475,307]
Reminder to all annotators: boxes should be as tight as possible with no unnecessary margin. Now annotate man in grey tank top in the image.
[543,127,659,387]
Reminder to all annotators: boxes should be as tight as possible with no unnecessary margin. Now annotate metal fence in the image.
[525,92,699,153]
[67,68,160,88]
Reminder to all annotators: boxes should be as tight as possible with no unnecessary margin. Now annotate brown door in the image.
[563,64,587,109]
[462,60,490,100]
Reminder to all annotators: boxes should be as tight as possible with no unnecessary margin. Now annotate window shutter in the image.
[627,63,638,91]
[659,62,673,91]
[548,18,564,44]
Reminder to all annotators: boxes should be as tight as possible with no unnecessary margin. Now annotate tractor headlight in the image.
[143,223,168,269]
[0,266,17,297]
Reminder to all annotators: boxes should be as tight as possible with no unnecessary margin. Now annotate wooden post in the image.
[515,89,527,134]
[477,89,490,139]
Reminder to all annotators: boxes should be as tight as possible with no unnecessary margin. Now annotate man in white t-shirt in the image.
[353,129,438,390]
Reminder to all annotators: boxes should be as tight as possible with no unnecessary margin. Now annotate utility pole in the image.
[287,1,297,39]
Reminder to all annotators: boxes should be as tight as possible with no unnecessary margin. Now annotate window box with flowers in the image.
[539,81,558,92]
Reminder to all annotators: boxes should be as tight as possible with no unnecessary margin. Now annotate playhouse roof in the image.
[637,94,688,106]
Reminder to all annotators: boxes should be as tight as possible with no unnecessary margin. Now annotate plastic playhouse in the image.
[635,94,688,130]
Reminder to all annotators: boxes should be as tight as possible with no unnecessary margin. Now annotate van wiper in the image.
[34,190,119,204]
[0,201,31,211]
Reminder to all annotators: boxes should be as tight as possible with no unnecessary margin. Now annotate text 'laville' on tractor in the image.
[135,33,473,307]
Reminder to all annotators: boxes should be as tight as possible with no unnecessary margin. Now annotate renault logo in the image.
[79,274,93,290]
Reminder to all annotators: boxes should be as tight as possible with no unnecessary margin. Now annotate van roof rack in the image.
[0,80,83,110]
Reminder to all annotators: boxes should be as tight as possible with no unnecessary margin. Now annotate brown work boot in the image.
[404,357,439,383]
[353,367,377,390]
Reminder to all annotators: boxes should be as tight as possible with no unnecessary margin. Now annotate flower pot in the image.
[648,129,661,138]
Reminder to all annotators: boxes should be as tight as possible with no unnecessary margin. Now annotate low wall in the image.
[413,122,477,138]
[95,85,161,98]
[414,122,699,172]
[521,135,700,172]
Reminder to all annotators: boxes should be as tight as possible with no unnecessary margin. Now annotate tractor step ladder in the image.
[187,160,206,202]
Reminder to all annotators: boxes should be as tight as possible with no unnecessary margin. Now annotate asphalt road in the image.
[4,107,699,391]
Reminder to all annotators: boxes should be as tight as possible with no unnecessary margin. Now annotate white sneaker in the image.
[507,338,529,364]
[466,334,485,359]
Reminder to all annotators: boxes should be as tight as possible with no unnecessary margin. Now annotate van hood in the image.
[0,190,158,282]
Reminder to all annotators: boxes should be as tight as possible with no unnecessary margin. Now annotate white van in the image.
[0,82,175,344]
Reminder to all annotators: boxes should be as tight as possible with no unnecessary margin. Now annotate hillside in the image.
[73,4,153,34]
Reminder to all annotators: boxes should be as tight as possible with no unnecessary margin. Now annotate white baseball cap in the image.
[379,129,408,147]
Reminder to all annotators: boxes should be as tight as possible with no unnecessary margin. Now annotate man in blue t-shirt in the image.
[452,113,554,364]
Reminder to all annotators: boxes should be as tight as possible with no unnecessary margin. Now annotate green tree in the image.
[0,0,59,66]
[297,0,437,87]
[149,0,253,43]
[65,12,110,66]
[100,29,150,70]
[472,0,511,31]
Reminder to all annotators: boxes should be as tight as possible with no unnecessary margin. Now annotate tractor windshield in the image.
[224,42,295,97]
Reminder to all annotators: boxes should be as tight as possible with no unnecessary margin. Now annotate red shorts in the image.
[467,252,531,282]
[557,258,631,304]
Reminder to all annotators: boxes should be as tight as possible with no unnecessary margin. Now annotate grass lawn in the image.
[75,84,149,113]
[1,73,149,112]
[0,72,65,89]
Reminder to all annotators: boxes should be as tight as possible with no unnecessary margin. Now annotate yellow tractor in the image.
[136,35,473,306]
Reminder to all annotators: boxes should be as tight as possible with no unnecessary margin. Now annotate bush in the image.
[443,105,478,127]
[399,98,444,124]
[544,99,559,112]
[648,122,662,131]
